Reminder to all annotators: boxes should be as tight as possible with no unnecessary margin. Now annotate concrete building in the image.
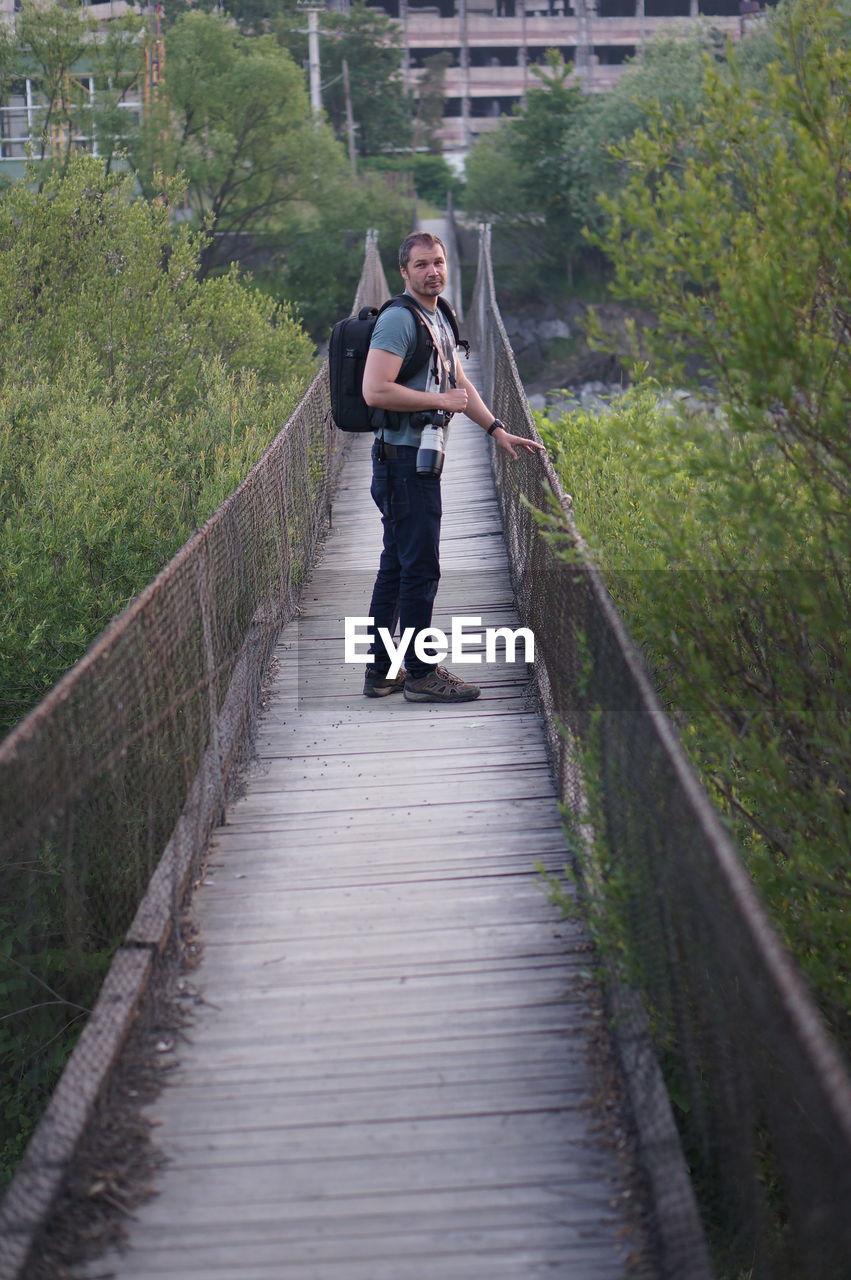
[366,0,754,151]
[0,1,148,181]
[0,0,761,171]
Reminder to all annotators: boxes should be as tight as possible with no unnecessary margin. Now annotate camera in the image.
[413,409,448,477]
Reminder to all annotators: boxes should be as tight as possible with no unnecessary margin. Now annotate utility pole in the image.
[341,57,357,172]
[458,0,471,149]
[306,6,322,120]
[572,0,593,92]
[519,0,528,99]
[144,2,165,111]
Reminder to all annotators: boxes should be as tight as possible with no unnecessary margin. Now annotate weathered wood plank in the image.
[101,366,648,1280]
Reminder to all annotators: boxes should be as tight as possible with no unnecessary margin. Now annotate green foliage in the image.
[576,3,851,1048]
[414,51,453,155]
[15,0,88,167]
[536,378,850,1048]
[568,23,744,238]
[465,50,586,292]
[596,0,850,424]
[0,18,14,92]
[6,3,409,339]
[274,0,412,158]
[76,11,147,173]
[463,13,795,298]
[0,151,319,1187]
[0,154,316,731]
[365,152,463,209]
[0,156,315,399]
[135,11,343,280]
[278,168,410,337]
[541,0,851,1053]
[8,2,143,179]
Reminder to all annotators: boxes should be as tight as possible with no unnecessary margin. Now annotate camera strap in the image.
[418,305,457,392]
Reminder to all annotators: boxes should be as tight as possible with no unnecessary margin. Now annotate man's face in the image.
[401,242,447,306]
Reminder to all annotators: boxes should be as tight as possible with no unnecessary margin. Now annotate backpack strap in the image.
[372,294,469,435]
[378,295,470,385]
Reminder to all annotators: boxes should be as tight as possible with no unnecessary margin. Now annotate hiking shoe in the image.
[404,666,481,703]
[363,666,407,698]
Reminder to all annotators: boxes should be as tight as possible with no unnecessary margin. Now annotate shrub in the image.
[537,385,849,1049]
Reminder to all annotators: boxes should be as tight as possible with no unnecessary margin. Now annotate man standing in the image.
[361,231,545,703]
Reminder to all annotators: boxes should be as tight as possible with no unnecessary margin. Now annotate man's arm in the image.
[455,361,546,460]
[363,348,469,416]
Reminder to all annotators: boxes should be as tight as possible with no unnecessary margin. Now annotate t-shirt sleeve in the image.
[370,306,418,359]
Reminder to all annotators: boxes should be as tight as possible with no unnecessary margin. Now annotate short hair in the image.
[399,231,447,271]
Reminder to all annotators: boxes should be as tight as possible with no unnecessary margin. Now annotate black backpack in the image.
[328,294,468,432]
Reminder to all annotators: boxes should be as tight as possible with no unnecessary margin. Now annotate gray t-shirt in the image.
[370,296,457,448]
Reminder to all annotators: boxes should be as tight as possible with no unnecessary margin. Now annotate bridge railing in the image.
[470,224,851,1278]
[0,236,391,1278]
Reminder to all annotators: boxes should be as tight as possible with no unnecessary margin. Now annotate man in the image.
[361,231,545,704]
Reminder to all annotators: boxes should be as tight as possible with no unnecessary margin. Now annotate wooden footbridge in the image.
[2,229,849,1280]
[87,357,648,1280]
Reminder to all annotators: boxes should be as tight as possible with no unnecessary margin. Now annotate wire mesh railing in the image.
[0,235,391,1277]
[469,224,851,1279]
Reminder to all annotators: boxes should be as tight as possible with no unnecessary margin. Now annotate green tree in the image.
[5,2,143,180]
[597,0,850,479]
[16,0,87,167]
[159,0,294,34]
[135,10,344,279]
[0,153,318,1183]
[464,21,784,295]
[465,51,586,291]
[0,153,316,725]
[78,9,146,173]
[274,0,412,158]
[0,19,16,102]
[545,0,851,1044]
[571,24,741,235]
[414,50,452,154]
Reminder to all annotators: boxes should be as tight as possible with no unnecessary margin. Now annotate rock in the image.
[564,299,588,323]
[538,319,572,342]
[527,393,547,413]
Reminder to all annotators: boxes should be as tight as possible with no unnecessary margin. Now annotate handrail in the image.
[470,223,851,1278]
[0,235,392,1278]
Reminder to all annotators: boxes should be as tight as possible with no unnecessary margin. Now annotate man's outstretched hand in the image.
[493,427,547,461]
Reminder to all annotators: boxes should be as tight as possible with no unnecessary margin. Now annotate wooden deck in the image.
[98,373,650,1279]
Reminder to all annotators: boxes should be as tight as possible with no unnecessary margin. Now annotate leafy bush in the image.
[536,0,850,1046]
[365,153,464,209]
[0,154,320,1188]
[537,384,849,1050]
[0,155,317,733]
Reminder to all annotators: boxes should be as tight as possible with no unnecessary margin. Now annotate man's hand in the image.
[441,387,468,413]
[493,427,547,461]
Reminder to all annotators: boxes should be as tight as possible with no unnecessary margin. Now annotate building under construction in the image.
[368,0,755,150]
[0,0,760,167]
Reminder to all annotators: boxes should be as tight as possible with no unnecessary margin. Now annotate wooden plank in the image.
[101,364,648,1280]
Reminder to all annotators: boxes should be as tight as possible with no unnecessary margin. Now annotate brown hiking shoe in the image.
[363,666,407,697]
[404,666,481,703]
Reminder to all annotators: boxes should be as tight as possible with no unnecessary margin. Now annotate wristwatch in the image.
[487,419,505,436]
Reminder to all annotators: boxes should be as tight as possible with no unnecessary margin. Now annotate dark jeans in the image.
[367,441,442,680]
